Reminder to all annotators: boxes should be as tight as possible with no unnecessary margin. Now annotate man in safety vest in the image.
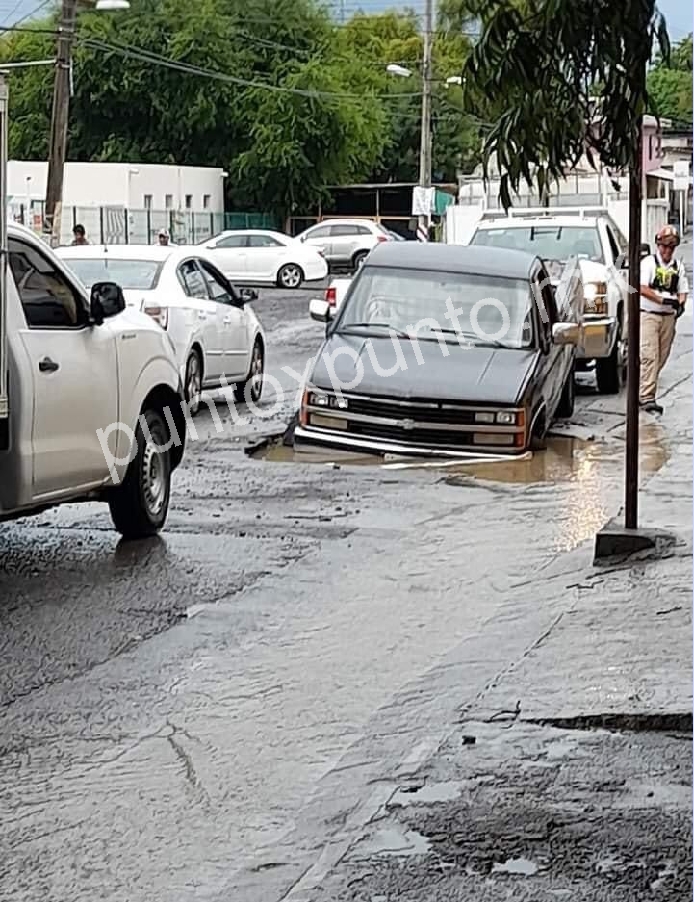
[638,224,688,414]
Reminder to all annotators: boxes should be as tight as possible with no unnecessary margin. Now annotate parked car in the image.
[200,228,328,289]
[1,224,185,538]
[466,207,628,393]
[295,218,394,271]
[57,244,266,415]
[297,242,609,458]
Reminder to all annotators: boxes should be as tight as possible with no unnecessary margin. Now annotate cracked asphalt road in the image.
[1,270,691,901]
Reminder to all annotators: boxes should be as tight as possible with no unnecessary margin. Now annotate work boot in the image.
[640,400,664,414]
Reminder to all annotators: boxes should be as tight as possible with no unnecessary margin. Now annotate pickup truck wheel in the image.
[530,412,547,452]
[108,409,171,540]
[234,339,264,405]
[184,350,202,417]
[557,365,575,418]
[595,336,622,394]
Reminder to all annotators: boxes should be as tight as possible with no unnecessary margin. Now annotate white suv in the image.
[296,218,393,271]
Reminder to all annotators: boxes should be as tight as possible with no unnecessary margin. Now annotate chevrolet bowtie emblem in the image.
[401,418,416,430]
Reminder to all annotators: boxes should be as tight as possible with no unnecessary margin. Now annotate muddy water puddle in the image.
[248,430,669,488]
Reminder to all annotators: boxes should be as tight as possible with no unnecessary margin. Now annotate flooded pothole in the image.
[246,427,670,491]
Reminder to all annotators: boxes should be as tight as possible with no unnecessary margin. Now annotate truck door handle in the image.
[223,316,233,324]
[38,357,59,373]
[198,312,207,320]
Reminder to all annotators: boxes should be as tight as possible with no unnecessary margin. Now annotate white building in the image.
[8,160,228,245]
[9,160,227,212]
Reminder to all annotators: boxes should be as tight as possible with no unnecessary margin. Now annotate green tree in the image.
[648,33,692,124]
[0,0,391,217]
[336,11,481,183]
[463,0,670,208]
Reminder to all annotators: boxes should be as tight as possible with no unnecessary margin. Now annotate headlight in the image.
[475,410,519,425]
[308,392,348,410]
[584,282,608,315]
[584,281,607,300]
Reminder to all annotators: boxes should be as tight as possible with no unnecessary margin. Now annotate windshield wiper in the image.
[341,322,411,339]
[426,328,513,349]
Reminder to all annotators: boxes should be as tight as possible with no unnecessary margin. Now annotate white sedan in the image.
[57,244,266,416]
[201,229,328,289]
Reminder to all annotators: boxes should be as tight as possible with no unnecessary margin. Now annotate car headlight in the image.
[475,411,495,424]
[308,392,348,410]
[584,282,608,315]
[496,411,516,425]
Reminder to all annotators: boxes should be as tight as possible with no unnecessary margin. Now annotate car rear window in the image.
[62,257,163,290]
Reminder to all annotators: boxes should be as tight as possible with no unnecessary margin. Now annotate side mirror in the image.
[91,281,125,325]
[639,242,651,258]
[309,298,332,323]
[552,321,580,346]
[239,288,258,303]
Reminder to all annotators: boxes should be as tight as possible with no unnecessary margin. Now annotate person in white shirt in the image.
[638,224,688,414]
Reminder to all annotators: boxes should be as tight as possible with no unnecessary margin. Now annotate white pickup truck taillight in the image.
[325,287,337,307]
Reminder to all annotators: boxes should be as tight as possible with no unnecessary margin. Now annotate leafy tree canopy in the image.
[0,0,485,215]
[648,32,692,124]
[462,0,671,208]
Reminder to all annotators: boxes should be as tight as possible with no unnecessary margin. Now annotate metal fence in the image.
[10,203,280,245]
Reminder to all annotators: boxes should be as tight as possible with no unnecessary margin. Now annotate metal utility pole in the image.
[44,0,77,248]
[416,0,433,241]
[624,118,643,529]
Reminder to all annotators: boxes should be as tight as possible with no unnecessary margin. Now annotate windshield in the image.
[62,257,163,290]
[471,224,604,264]
[337,265,534,348]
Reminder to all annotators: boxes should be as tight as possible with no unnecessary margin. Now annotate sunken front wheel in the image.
[108,408,172,540]
[277,263,304,289]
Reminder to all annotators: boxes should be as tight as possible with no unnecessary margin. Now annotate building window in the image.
[143,194,152,210]
[203,194,211,210]
[185,194,193,210]
[165,194,174,210]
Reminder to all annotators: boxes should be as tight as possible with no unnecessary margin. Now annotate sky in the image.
[0,0,690,42]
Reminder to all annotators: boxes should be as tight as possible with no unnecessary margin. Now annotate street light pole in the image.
[417,0,433,241]
[44,0,77,248]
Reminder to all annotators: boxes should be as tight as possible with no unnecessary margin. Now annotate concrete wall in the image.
[8,161,227,212]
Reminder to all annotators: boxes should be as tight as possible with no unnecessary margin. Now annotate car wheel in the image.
[184,349,203,417]
[556,364,575,418]
[277,263,304,289]
[595,328,625,394]
[108,408,172,540]
[352,250,368,271]
[234,338,264,405]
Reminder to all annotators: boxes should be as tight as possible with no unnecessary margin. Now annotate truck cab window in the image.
[9,239,85,329]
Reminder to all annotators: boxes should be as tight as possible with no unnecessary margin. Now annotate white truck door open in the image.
[9,238,119,497]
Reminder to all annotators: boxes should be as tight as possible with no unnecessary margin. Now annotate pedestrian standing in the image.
[638,224,688,414]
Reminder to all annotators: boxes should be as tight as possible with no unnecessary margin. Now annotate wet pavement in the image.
[1,273,691,901]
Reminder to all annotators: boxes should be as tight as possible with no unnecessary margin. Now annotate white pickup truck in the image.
[452,206,631,394]
[0,223,187,538]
